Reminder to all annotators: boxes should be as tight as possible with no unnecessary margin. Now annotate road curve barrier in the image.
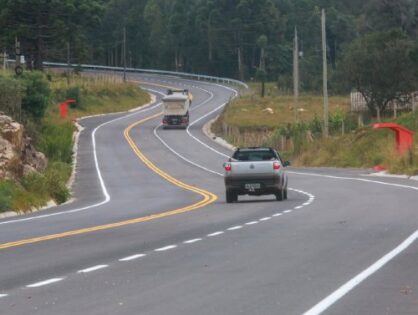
[6,59,248,90]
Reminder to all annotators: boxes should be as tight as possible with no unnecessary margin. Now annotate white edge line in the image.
[178,82,418,315]
[0,100,162,226]
[303,229,418,315]
[26,278,64,288]
[78,265,109,273]
[0,294,8,298]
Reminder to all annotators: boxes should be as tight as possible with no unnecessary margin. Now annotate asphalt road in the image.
[1,73,418,315]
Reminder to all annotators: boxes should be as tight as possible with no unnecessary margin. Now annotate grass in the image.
[214,82,418,175]
[49,73,150,117]
[220,91,349,130]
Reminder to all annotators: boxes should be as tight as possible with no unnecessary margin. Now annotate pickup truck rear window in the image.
[233,151,276,161]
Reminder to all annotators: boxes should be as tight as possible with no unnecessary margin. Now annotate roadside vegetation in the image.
[0,70,150,213]
[213,86,418,175]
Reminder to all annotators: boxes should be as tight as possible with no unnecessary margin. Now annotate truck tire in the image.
[275,189,283,201]
[283,187,288,200]
[226,190,236,203]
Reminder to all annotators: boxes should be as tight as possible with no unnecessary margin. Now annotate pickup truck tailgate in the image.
[230,161,274,176]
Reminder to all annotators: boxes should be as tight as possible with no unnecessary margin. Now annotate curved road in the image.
[1,74,418,315]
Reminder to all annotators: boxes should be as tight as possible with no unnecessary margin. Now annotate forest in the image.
[1,0,418,94]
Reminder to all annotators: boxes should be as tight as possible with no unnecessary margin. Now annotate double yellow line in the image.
[0,100,217,250]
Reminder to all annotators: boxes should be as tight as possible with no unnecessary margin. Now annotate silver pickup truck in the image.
[223,147,290,203]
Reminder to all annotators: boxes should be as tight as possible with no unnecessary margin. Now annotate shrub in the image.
[0,180,16,212]
[65,86,82,109]
[45,163,71,203]
[21,173,49,201]
[38,118,74,163]
[20,72,51,120]
[0,75,23,120]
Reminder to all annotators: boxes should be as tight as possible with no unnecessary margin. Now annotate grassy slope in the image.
[0,72,150,213]
[214,82,418,175]
[223,94,349,130]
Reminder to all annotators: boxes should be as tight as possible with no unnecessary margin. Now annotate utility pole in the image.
[66,42,71,84]
[321,9,329,138]
[237,47,244,81]
[15,37,21,68]
[123,27,127,82]
[2,50,6,70]
[293,27,299,122]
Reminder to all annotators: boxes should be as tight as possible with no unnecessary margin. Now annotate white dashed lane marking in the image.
[78,265,108,273]
[0,81,317,301]
[207,231,224,237]
[26,278,65,288]
[228,226,243,231]
[119,254,146,262]
[155,245,177,252]
[183,239,202,244]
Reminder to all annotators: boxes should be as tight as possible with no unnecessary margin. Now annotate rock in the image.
[0,114,47,180]
[262,108,274,114]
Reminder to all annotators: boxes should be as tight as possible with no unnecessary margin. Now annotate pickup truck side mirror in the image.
[283,161,291,167]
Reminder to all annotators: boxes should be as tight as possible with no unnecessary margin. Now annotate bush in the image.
[21,173,49,201]
[0,180,16,212]
[0,75,24,120]
[38,118,74,163]
[65,86,82,108]
[20,72,51,120]
[45,162,71,203]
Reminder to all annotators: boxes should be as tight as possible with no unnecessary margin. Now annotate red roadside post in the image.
[59,99,76,119]
[373,123,414,155]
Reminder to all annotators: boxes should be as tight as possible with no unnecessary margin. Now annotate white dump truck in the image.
[162,89,192,129]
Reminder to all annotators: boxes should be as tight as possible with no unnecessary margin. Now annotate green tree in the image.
[0,0,106,69]
[20,72,50,120]
[342,30,418,119]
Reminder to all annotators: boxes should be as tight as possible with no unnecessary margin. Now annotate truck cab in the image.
[162,90,191,129]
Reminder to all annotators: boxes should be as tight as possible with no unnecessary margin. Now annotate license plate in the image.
[245,183,261,191]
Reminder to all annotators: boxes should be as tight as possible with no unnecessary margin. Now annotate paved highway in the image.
[1,73,418,315]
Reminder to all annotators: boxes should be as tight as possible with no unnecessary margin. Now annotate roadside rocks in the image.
[0,114,47,179]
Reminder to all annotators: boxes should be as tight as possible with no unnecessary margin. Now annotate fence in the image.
[351,91,418,112]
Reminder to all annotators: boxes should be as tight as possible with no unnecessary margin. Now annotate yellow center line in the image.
[0,84,217,251]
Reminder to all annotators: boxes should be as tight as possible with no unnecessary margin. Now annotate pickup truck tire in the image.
[283,188,288,200]
[275,189,283,201]
[226,190,237,203]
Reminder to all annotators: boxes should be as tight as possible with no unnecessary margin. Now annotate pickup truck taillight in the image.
[273,162,281,170]
[224,163,232,172]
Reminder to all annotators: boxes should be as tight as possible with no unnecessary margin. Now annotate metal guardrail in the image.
[28,61,248,90]
[5,60,248,89]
